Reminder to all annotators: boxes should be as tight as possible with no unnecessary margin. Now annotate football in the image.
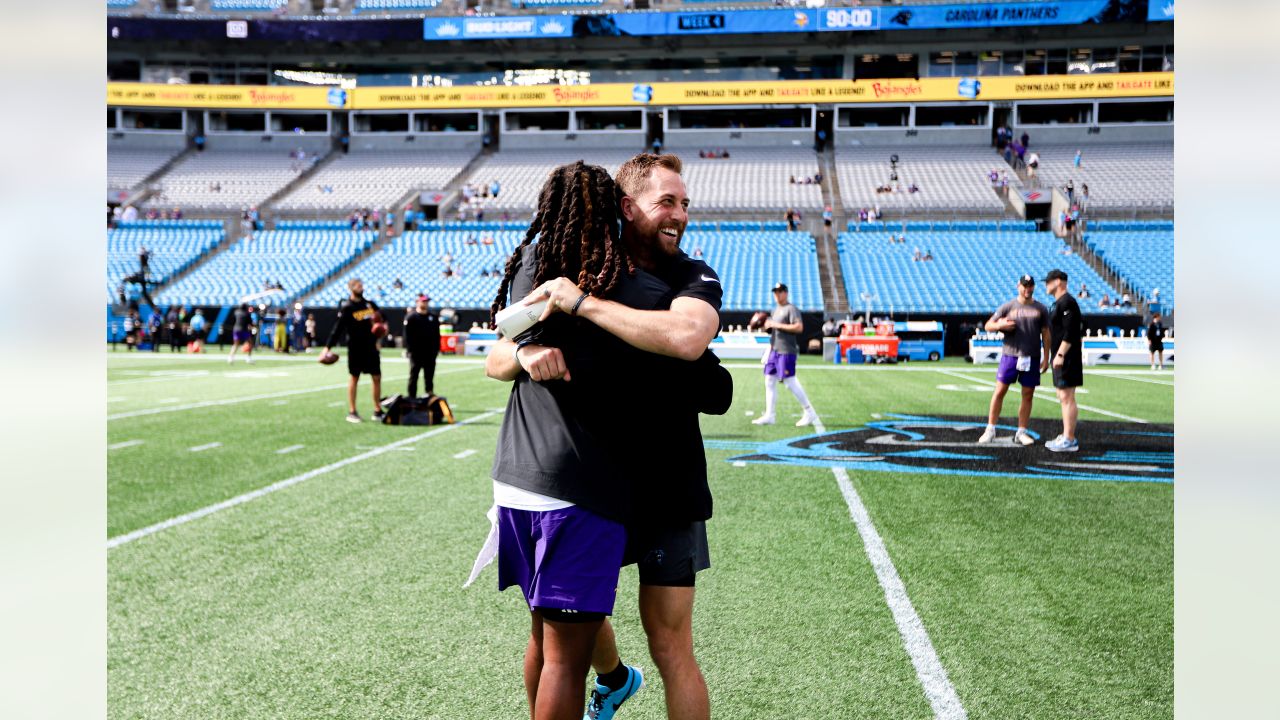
[748,311,770,332]
[371,311,389,339]
[318,350,340,365]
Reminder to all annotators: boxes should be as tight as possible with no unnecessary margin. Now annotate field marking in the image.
[107,366,479,421]
[1096,373,1175,387]
[453,449,477,460]
[189,442,222,453]
[1042,461,1164,472]
[722,363,1172,374]
[933,369,1150,424]
[108,371,212,386]
[106,352,486,366]
[108,440,145,450]
[275,444,305,455]
[107,409,502,549]
[808,410,967,719]
[158,398,180,404]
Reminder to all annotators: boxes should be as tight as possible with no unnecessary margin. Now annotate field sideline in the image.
[108,349,1173,719]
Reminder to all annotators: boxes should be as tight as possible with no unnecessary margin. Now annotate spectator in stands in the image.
[651,136,662,154]
[490,179,501,198]
[858,208,869,223]
[789,175,796,184]
[785,208,798,232]
[813,170,821,183]
[209,181,221,193]
[1121,292,1133,307]
[1074,149,1083,168]
[693,246,704,258]
[908,182,920,194]
[823,206,833,232]
[1099,293,1111,309]
[465,235,478,247]
[476,207,486,222]
[371,210,381,231]
[1012,141,1026,169]
[923,249,934,261]
[145,207,159,221]
[480,268,491,278]
[1020,131,1030,149]
[1027,152,1040,183]
[393,278,404,290]
[815,129,828,152]
[989,169,1000,186]
[1065,180,1076,204]
[873,204,882,220]
[482,234,494,246]
[172,207,182,220]
[443,265,454,279]
[913,247,923,262]
[1080,184,1090,210]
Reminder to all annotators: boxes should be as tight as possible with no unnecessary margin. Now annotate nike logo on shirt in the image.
[700,275,720,284]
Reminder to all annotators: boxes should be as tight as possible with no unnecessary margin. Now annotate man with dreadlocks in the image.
[526,153,723,720]
[480,161,731,720]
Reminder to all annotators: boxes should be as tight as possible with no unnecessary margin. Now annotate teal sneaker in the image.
[584,665,644,720]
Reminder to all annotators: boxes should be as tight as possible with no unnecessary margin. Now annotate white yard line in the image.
[188,442,222,452]
[453,449,478,460]
[106,352,486,366]
[107,410,502,549]
[1094,373,1174,387]
[808,410,967,719]
[108,440,145,451]
[107,365,479,421]
[934,369,1150,424]
[108,373,212,386]
[275,444,305,455]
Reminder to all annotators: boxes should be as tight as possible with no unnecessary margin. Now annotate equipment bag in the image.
[379,394,455,426]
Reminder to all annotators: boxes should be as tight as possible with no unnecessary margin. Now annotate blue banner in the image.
[1147,0,1173,21]
[423,1,1148,41]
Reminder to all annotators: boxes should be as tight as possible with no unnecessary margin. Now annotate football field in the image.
[107,349,1173,719]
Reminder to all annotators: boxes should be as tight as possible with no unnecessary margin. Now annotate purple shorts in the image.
[763,350,797,379]
[996,354,1040,388]
[497,505,626,616]
[233,330,252,344]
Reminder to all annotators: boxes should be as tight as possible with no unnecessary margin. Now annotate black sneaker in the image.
[345,412,362,424]
[372,411,386,423]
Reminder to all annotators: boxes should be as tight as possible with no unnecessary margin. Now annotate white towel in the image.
[1016,355,1032,372]
[463,504,500,589]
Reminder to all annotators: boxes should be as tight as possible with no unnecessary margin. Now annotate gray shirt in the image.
[989,299,1050,358]
[770,304,802,354]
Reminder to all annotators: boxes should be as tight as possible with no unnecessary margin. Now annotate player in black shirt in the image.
[323,278,383,423]
[403,294,441,397]
[1044,269,1085,452]
[528,153,724,720]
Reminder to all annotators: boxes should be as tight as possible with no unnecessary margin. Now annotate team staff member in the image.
[227,303,255,364]
[752,282,817,428]
[531,153,724,720]
[403,294,441,397]
[978,275,1051,446]
[1043,269,1085,453]
[1147,312,1167,371]
[323,278,383,424]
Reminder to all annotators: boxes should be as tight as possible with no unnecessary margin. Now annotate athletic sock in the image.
[782,376,812,411]
[764,375,779,416]
[597,661,629,690]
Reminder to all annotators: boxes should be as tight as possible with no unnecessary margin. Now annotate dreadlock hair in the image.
[490,161,634,325]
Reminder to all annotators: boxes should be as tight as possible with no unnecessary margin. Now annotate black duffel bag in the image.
[379,394,455,426]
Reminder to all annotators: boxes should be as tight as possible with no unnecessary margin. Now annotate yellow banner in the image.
[109,73,1172,111]
[107,82,349,110]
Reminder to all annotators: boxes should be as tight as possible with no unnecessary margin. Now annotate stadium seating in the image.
[154,230,374,307]
[837,228,1133,315]
[107,221,224,303]
[209,0,287,11]
[671,146,825,212]
[354,0,442,10]
[1082,224,1174,308]
[684,230,822,311]
[1029,143,1173,212]
[108,148,182,198]
[273,149,476,212]
[144,150,320,212]
[105,0,136,9]
[454,149,641,214]
[835,145,1007,213]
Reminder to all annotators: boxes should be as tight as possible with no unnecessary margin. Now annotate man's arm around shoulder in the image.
[577,295,719,362]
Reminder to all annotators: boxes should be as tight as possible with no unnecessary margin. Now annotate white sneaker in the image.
[1015,430,1035,446]
[228,356,234,364]
[1151,364,1156,370]
[246,357,253,364]
[796,409,817,427]
[977,426,997,444]
[752,414,776,425]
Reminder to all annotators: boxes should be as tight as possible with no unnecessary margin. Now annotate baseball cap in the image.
[772,282,789,292]
[1018,274,1035,287]
[417,294,430,302]
[1042,269,1068,283]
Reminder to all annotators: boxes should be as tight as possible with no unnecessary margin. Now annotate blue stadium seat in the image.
[107,222,224,303]
[1083,227,1174,309]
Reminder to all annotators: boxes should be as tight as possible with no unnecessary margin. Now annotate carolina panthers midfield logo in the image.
[719,414,1172,484]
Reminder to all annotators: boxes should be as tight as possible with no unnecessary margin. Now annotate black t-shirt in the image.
[232,308,249,332]
[403,310,440,357]
[1146,321,1166,345]
[1049,293,1085,358]
[326,296,380,349]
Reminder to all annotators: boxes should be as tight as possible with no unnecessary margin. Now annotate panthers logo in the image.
[719,414,1172,484]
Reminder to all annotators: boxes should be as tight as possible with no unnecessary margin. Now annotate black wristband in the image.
[570,292,589,316]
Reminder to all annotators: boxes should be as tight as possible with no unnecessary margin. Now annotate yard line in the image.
[108,372,212,386]
[1095,373,1175,387]
[108,440,145,450]
[107,366,479,421]
[108,409,502,549]
[275,444,305,455]
[189,442,222,452]
[452,448,477,460]
[934,369,1150,424]
[808,410,967,719]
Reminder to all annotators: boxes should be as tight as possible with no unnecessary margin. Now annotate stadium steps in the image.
[120,146,198,208]
[441,145,497,221]
[812,148,850,316]
[1066,223,1151,316]
[292,228,398,306]
[261,151,340,215]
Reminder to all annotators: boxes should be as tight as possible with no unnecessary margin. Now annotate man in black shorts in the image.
[1043,269,1085,452]
[323,278,383,423]
[1147,312,1167,371]
[533,153,721,720]
[403,294,440,397]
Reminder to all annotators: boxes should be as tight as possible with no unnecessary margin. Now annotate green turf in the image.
[108,348,1173,719]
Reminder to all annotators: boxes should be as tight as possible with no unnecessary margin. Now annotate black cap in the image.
[1042,269,1068,283]
[1018,274,1035,287]
[772,282,789,292]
